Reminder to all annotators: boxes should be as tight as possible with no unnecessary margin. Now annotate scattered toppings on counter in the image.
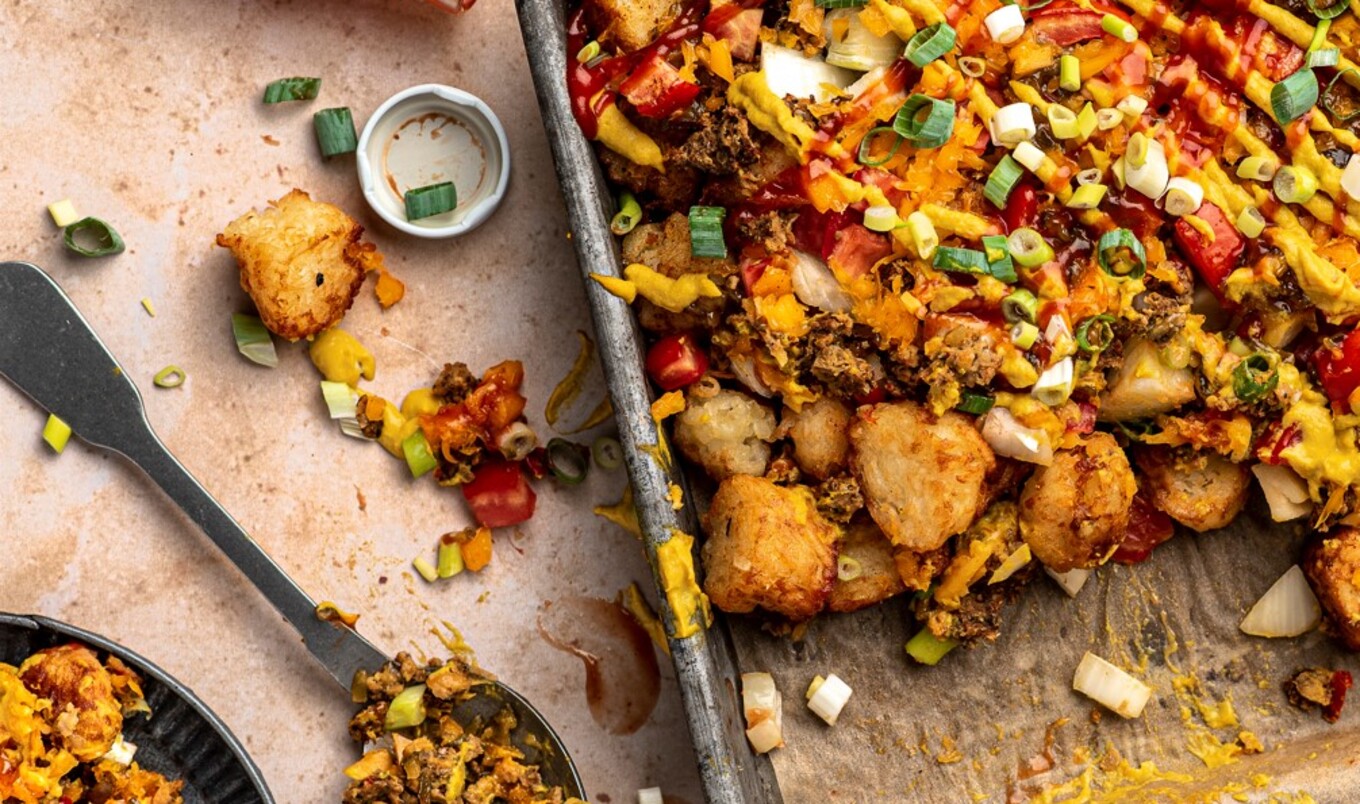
[1072,652,1152,719]
[42,413,71,454]
[62,216,125,258]
[230,312,278,368]
[805,672,853,726]
[46,198,78,227]
[637,788,664,804]
[152,365,186,389]
[1239,565,1322,638]
[0,643,183,803]
[403,181,458,221]
[741,672,784,753]
[313,106,358,158]
[262,76,321,104]
[1284,667,1352,723]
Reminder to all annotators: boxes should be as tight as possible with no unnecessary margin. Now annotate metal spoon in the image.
[0,260,583,796]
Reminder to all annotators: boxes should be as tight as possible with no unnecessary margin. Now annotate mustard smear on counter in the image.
[310,327,375,386]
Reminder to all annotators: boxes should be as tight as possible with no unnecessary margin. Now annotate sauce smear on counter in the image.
[538,596,661,734]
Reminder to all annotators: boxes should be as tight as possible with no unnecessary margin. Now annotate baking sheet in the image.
[0,2,703,801]
[518,3,1360,801]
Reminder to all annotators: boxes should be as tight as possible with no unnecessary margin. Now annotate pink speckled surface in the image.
[0,1,701,801]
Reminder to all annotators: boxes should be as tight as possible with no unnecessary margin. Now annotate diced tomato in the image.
[740,258,769,296]
[792,207,852,260]
[1313,329,1360,412]
[619,53,701,118]
[855,386,888,406]
[703,6,763,61]
[1255,421,1302,465]
[827,223,892,280]
[462,459,536,528]
[1067,402,1097,435]
[1029,7,1104,46]
[1325,670,1353,723]
[1003,183,1038,233]
[646,332,709,390]
[1111,491,1176,564]
[1173,201,1244,298]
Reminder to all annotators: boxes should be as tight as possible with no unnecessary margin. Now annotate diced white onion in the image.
[741,672,784,753]
[1076,168,1103,186]
[790,249,853,312]
[1124,139,1169,200]
[1033,356,1075,406]
[844,66,886,100]
[1251,463,1312,522]
[728,354,774,398]
[991,102,1036,146]
[1240,565,1322,638]
[1013,140,1046,173]
[1162,177,1204,217]
[1045,566,1091,598]
[746,712,785,754]
[989,543,1033,585]
[638,788,663,804]
[761,43,856,103]
[103,735,137,767]
[863,204,899,233]
[1072,652,1152,719]
[824,10,904,72]
[980,407,1054,466]
[1343,154,1360,199]
[984,4,1026,45]
[806,673,852,726]
[1116,95,1148,120]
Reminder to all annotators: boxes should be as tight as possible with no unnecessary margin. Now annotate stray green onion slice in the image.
[906,627,958,665]
[384,685,427,731]
[1322,69,1360,122]
[1101,13,1137,42]
[141,298,156,317]
[1271,68,1319,124]
[1060,54,1081,92]
[1237,205,1267,238]
[547,438,590,485]
[577,40,601,62]
[837,556,863,581]
[1076,315,1116,353]
[903,23,957,68]
[402,430,439,478]
[231,313,278,368]
[313,107,357,158]
[1306,0,1349,20]
[857,126,903,167]
[63,217,125,257]
[1234,353,1279,402]
[43,414,71,454]
[1007,227,1054,267]
[984,155,1024,209]
[1237,155,1278,181]
[1003,289,1038,323]
[412,557,438,583]
[263,77,321,103]
[982,234,1016,282]
[689,205,727,258]
[1274,165,1319,203]
[592,436,624,470]
[404,182,458,221]
[893,94,955,149]
[153,365,186,388]
[611,191,642,235]
[1308,48,1340,69]
[932,246,989,275]
[1012,321,1040,349]
[437,533,466,578]
[1096,228,1147,279]
[956,392,995,415]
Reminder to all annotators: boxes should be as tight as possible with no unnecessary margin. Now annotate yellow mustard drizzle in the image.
[310,328,375,386]
[656,529,712,639]
[594,102,665,172]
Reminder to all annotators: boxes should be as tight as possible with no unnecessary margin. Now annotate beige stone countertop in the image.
[0,1,702,801]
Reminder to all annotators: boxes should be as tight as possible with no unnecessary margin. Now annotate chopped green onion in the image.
[933,246,989,275]
[231,313,278,368]
[956,392,995,415]
[1237,155,1279,181]
[1076,103,1098,140]
[837,556,864,581]
[1048,104,1080,139]
[1076,168,1103,186]
[141,298,156,317]
[437,533,466,578]
[547,438,590,485]
[1096,228,1146,279]
[984,155,1024,209]
[857,126,904,167]
[402,430,439,478]
[412,556,438,583]
[1101,13,1137,42]
[592,436,624,470]
[815,0,867,6]
[1112,156,1128,189]
[1236,205,1267,238]
[688,206,728,258]
[321,380,359,418]
[262,77,321,103]
[611,191,642,235]
[1322,69,1360,122]
[1012,320,1040,349]
[1095,108,1124,130]
[903,23,956,68]
[1126,132,1149,168]
[384,685,428,731]
[1308,48,1340,69]
[958,57,987,78]
[313,107,357,158]
[1075,315,1116,353]
[47,199,78,227]
[1274,165,1319,203]
[1309,18,1334,51]
[1271,68,1319,124]
[1003,289,1039,323]
[1234,353,1279,402]
[906,211,938,258]
[863,205,899,232]
[893,94,955,149]
[906,627,958,665]
[577,40,601,62]
[1013,141,1046,173]
[1116,95,1149,120]
[42,414,72,454]
[1007,227,1054,267]
[63,217,124,257]
[404,182,458,221]
[1066,183,1108,209]
[982,234,1016,282]
[1033,357,1075,405]
[1060,55,1081,92]
[1306,0,1349,20]
[153,365,186,388]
